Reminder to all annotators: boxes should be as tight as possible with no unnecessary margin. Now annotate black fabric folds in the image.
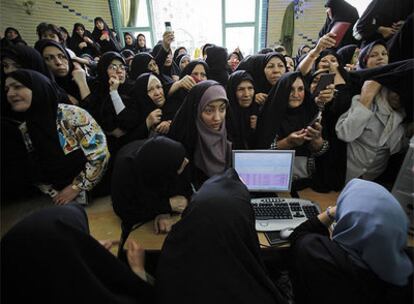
[111,137,190,226]
[156,168,287,304]
[1,203,154,303]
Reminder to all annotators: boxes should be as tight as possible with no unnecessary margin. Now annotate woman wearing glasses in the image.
[88,52,148,156]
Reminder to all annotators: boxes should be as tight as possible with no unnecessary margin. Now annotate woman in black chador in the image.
[1,204,154,303]
[156,168,287,304]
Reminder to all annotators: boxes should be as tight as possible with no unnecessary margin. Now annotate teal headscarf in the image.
[333,178,413,286]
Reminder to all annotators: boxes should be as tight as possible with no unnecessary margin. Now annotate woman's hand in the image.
[169,195,188,213]
[286,129,307,147]
[98,239,120,251]
[78,42,87,49]
[154,214,173,234]
[108,75,120,92]
[179,75,196,91]
[126,240,146,278]
[377,26,397,39]
[250,115,258,130]
[315,84,335,105]
[146,109,162,129]
[315,33,336,54]
[53,184,81,205]
[72,63,87,85]
[255,93,268,105]
[305,122,324,151]
[162,31,175,50]
[155,120,171,134]
[360,80,381,108]
[83,36,93,44]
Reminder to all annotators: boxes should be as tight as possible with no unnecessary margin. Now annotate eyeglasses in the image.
[108,64,127,71]
[43,54,68,62]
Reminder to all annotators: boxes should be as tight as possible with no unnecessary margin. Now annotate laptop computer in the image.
[232,150,320,232]
[232,149,295,193]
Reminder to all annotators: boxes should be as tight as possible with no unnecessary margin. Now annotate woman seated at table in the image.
[289,178,413,304]
[156,168,287,304]
[4,69,109,205]
[111,136,192,235]
[168,80,232,190]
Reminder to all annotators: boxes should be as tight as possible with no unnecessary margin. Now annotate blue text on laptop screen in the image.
[233,151,294,192]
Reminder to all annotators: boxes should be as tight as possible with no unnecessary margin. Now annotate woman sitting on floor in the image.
[4,69,109,205]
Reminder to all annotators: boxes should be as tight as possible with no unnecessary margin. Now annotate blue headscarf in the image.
[332,178,413,286]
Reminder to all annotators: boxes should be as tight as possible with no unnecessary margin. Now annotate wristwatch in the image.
[326,206,335,221]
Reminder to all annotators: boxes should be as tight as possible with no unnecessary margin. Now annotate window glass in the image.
[225,0,255,23]
[119,0,149,27]
[226,27,255,56]
[151,0,222,57]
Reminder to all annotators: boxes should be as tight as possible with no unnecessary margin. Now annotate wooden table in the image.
[127,188,340,250]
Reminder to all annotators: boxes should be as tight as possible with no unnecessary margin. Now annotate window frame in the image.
[110,0,263,53]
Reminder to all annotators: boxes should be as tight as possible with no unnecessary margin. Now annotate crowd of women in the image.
[1,0,413,302]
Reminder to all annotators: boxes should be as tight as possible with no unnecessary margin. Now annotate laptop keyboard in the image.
[251,197,321,231]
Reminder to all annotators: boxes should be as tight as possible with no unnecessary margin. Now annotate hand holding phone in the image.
[313,73,335,97]
[165,21,172,32]
[329,22,351,48]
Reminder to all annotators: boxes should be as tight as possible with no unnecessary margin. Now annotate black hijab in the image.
[357,39,388,69]
[89,52,131,132]
[179,60,209,80]
[156,168,287,304]
[70,23,100,57]
[313,49,349,81]
[1,43,52,78]
[130,73,177,121]
[1,44,69,120]
[151,43,179,79]
[173,46,187,63]
[255,71,318,152]
[337,44,358,65]
[1,203,153,303]
[136,33,151,53]
[129,52,154,80]
[6,69,86,189]
[237,52,287,93]
[91,17,121,53]
[226,70,258,149]
[205,45,229,86]
[111,137,187,226]
[122,32,136,52]
[319,0,359,48]
[1,27,27,46]
[36,39,84,102]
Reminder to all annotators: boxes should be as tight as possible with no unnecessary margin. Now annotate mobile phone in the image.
[329,21,351,48]
[165,21,172,32]
[307,110,322,127]
[313,73,335,97]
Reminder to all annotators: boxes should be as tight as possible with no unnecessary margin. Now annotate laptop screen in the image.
[232,150,295,192]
